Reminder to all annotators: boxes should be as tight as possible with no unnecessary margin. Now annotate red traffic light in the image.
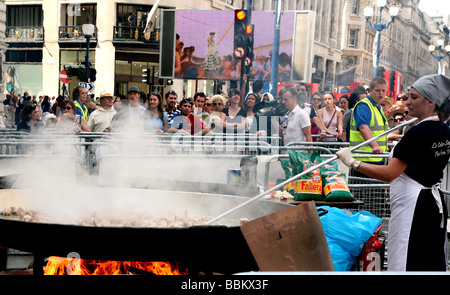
[236,10,246,20]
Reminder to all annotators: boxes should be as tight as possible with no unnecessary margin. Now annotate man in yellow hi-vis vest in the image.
[73,86,89,121]
[349,77,389,175]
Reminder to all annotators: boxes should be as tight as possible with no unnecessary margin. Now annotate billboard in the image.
[161,10,314,83]
[4,64,43,96]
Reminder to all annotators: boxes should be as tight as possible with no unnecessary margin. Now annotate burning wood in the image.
[43,257,188,275]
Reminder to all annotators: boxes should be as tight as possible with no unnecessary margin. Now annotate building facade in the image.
[254,0,449,92]
[4,0,240,99]
[3,0,448,99]
[0,0,7,99]
[253,0,345,92]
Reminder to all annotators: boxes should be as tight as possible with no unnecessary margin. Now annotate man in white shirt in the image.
[127,86,146,118]
[87,91,117,132]
[280,87,312,146]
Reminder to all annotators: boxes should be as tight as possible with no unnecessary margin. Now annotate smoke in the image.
[0,116,288,226]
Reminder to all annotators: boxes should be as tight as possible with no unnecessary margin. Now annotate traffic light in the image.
[142,68,151,84]
[89,68,96,82]
[389,70,396,92]
[166,79,173,86]
[234,9,248,59]
[244,24,254,73]
[376,66,386,78]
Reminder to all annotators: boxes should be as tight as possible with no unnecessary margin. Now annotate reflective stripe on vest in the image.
[74,100,88,121]
[349,97,388,162]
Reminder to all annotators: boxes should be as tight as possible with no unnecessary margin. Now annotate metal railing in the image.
[113,26,160,43]
[58,26,97,41]
[0,131,282,172]
[6,26,44,42]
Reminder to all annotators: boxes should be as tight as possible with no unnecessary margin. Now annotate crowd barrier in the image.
[0,129,449,217]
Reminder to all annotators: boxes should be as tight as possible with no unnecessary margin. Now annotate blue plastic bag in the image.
[318,206,382,271]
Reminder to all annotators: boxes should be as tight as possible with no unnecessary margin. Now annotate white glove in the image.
[336,148,355,167]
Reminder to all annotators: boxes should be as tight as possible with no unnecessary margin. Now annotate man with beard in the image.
[164,90,180,124]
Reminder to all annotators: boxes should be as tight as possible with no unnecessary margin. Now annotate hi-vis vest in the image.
[349,97,388,163]
[74,100,88,121]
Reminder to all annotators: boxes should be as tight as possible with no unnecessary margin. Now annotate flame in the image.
[43,256,188,275]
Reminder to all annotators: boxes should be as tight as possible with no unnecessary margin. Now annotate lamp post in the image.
[269,0,282,97]
[428,39,450,74]
[82,16,95,83]
[364,0,399,77]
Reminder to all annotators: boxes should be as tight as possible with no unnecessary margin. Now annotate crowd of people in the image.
[1,73,450,273]
[2,77,448,147]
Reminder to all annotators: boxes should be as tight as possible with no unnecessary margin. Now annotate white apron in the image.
[388,173,446,271]
[387,116,447,271]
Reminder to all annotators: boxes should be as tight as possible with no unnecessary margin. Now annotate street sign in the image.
[79,82,95,93]
[245,56,252,67]
[59,69,71,84]
[234,46,245,58]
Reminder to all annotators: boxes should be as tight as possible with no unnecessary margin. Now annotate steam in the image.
[0,119,288,226]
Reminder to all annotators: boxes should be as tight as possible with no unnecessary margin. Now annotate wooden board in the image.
[240,201,334,271]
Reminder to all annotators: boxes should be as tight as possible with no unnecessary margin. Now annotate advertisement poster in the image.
[174,10,295,82]
[4,64,42,96]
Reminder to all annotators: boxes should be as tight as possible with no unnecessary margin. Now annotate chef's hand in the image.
[336,148,355,167]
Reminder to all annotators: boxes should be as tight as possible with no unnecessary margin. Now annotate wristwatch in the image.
[320,130,326,133]
[352,160,362,171]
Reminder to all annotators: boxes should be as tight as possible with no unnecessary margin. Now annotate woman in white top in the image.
[317,92,343,141]
[142,91,168,134]
[240,92,259,132]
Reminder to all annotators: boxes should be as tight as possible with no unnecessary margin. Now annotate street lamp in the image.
[82,16,95,83]
[428,38,450,74]
[364,0,399,77]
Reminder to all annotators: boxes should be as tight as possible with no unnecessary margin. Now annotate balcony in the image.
[6,26,44,43]
[58,26,97,42]
[113,26,160,45]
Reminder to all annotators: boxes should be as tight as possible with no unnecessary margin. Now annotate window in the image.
[349,29,358,48]
[65,4,96,26]
[117,4,159,29]
[115,60,159,94]
[6,50,42,63]
[7,5,43,27]
[351,0,359,15]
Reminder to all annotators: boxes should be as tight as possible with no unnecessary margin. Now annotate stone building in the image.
[3,0,240,99]
[3,0,448,98]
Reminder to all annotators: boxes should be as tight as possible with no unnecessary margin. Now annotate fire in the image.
[43,256,188,275]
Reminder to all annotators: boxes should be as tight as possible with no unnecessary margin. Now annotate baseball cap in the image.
[128,86,140,94]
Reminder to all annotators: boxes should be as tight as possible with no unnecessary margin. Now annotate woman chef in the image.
[337,74,450,271]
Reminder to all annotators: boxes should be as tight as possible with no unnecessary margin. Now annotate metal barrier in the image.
[79,132,282,156]
[0,131,284,174]
[1,131,448,217]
